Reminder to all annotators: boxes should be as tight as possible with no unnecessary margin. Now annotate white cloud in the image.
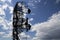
[31,11,60,40]
[0,2,13,15]
[29,18,33,22]
[0,17,4,24]
[0,5,9,30]
[0,14,12,30]
[0,0,6,2]
[8,6,13,14]
[1,20,10,30]
[19,32,28,37]
[2,3,8,10]
[0,32,5,35]
[0,0,12,3]
[0,0,13,39]
[0,8,5,15]
[19,32,31,40]
[2,32,31,39]
[3,31,12,38]
[0,0,13,30]
[56,0,60,3]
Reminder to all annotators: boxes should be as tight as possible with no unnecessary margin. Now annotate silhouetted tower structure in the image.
[13,1,31,40]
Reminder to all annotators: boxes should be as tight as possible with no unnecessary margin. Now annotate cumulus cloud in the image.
[31,11,60,40]
[0,0,12,3]
[0,1,13,15]
[0,0,13,38]
[0,0,13,29]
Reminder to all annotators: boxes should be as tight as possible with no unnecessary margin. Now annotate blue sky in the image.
[0,0,60,40]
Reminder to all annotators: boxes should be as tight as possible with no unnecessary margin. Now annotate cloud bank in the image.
[31,11,60,40]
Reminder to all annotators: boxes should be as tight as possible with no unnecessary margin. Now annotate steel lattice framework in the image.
[13,1,31,40]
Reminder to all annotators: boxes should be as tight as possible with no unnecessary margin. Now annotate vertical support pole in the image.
[13,11,20,40]
[13,27,19,40]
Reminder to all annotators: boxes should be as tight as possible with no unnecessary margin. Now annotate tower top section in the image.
[13,1,31,14]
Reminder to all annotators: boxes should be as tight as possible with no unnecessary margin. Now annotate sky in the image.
[0,0,60,40]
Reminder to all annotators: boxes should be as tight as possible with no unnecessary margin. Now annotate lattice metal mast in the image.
[13,1,31,40]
